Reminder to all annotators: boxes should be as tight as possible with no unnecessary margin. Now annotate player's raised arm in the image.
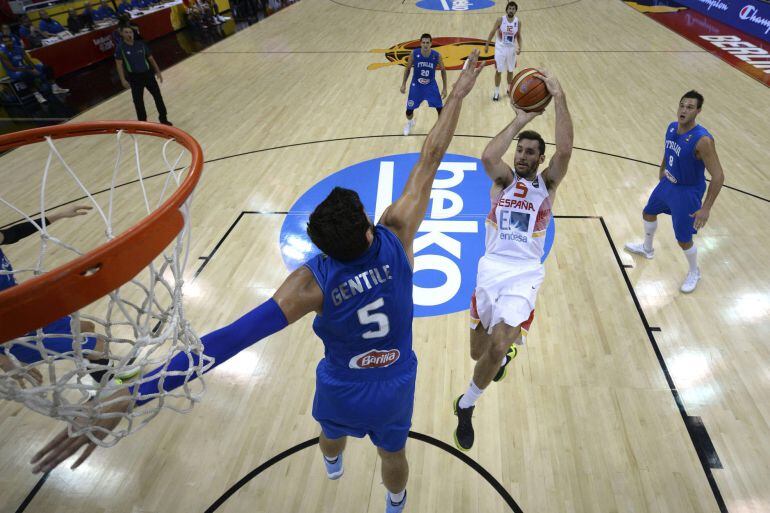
[380,51,484,255]
[540,70,573,191]
[31,266,323,473]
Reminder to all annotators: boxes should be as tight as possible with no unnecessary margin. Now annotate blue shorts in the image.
[2,316,97,364]
[643,179,706,243]
[407,83,442,110]
[312,356,417,453]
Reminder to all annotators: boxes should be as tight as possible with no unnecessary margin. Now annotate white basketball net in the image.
[0,129,213,447]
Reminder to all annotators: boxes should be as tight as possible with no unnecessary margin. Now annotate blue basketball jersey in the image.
[304,225,415,381]
[0,248,16,292]
[663,122,712,186]
[411,49,439,88]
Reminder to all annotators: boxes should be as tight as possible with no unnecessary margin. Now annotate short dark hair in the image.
[518,130,546,156]
[307,187,372,262]
[507,1,518,10]
[420,33,432,42]
[681,90,704,109]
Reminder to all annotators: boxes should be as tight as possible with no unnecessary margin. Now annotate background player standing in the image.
[485,1,522,102]
[625,91,725,293]
[400,33,447,136]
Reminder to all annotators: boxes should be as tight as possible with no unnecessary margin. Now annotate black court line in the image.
[327,0,582,14]
[2,133,766,231]
[593,216,728,513]
[14,211,727,513]
[204,432,523,513]
[14,471,50,513]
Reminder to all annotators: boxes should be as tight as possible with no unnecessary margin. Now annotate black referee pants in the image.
[127,71,168,123]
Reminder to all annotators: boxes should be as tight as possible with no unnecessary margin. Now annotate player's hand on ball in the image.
[513,105,543,122]
[453,50,484,98]
[690,208,710,229]
[536,68,563,97]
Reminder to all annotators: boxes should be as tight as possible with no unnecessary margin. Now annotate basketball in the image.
[509,68,552,112]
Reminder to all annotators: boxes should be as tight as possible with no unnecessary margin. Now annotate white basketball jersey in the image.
[484,171,552,261]
[496,15,519,48]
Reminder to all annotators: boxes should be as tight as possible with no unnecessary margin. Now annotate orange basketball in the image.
[509,68,552,112]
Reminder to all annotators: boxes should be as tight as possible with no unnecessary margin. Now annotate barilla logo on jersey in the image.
[279,153,555,317]
[416,0,495,11]
[368,37,495,71]
[349,349,401,369]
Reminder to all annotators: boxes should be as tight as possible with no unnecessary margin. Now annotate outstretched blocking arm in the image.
[380,51,484,258]
[31,267,323,473]
[540,70,573,191]
[691,136,725,230]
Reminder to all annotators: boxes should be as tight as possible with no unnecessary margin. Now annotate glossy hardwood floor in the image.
[1,1,768,512]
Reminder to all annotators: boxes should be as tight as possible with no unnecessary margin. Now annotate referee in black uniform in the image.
[114,25,172,125]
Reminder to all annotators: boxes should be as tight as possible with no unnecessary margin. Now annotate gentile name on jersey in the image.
[331,264,393,306]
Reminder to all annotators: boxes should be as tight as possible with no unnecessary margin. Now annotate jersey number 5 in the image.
[357,298,390,339]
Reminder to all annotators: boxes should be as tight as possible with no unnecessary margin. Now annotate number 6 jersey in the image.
[304,225,415,380]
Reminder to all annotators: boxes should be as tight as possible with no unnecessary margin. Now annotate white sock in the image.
[643,220,657,252]
[494,86,500,95]
[389,489,406,504]
[458,379,483,409]
[324,454,339,463]
[683,245,698,273]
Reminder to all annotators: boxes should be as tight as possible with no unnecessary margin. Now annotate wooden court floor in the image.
[1,1,768,512]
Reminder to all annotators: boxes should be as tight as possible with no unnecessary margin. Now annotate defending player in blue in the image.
[400,33,448,136]
[32,51,486,513]
[625,91,725,293]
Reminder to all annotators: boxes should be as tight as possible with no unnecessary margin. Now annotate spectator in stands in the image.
[81,3,97,29]
[0,34,69,103]
[17,15,43,48]
[94,0,118,21]
[186,3,208,30]
[131,0,150,11]
[117,0,134,16]
[67,9,85,33]
[114,25,171,125]
[1,25,22,48]
[38,11,66,37]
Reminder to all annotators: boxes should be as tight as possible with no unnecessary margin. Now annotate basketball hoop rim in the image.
[0,121,203,344]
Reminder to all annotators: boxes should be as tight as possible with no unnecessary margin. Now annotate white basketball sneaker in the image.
[403,119,415,136]
[680,268,701,293]
[624,242,654,259]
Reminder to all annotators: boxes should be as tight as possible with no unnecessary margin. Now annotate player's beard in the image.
[515,160,539,180]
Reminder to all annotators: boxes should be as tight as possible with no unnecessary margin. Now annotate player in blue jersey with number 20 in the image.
[400,33,448,136]
[625,91,725,293]
[32,51,485,513]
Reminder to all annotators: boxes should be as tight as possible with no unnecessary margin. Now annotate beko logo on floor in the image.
[280,153,554,317]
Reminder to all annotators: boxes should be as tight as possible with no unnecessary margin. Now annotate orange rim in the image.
[0,121,203,343]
